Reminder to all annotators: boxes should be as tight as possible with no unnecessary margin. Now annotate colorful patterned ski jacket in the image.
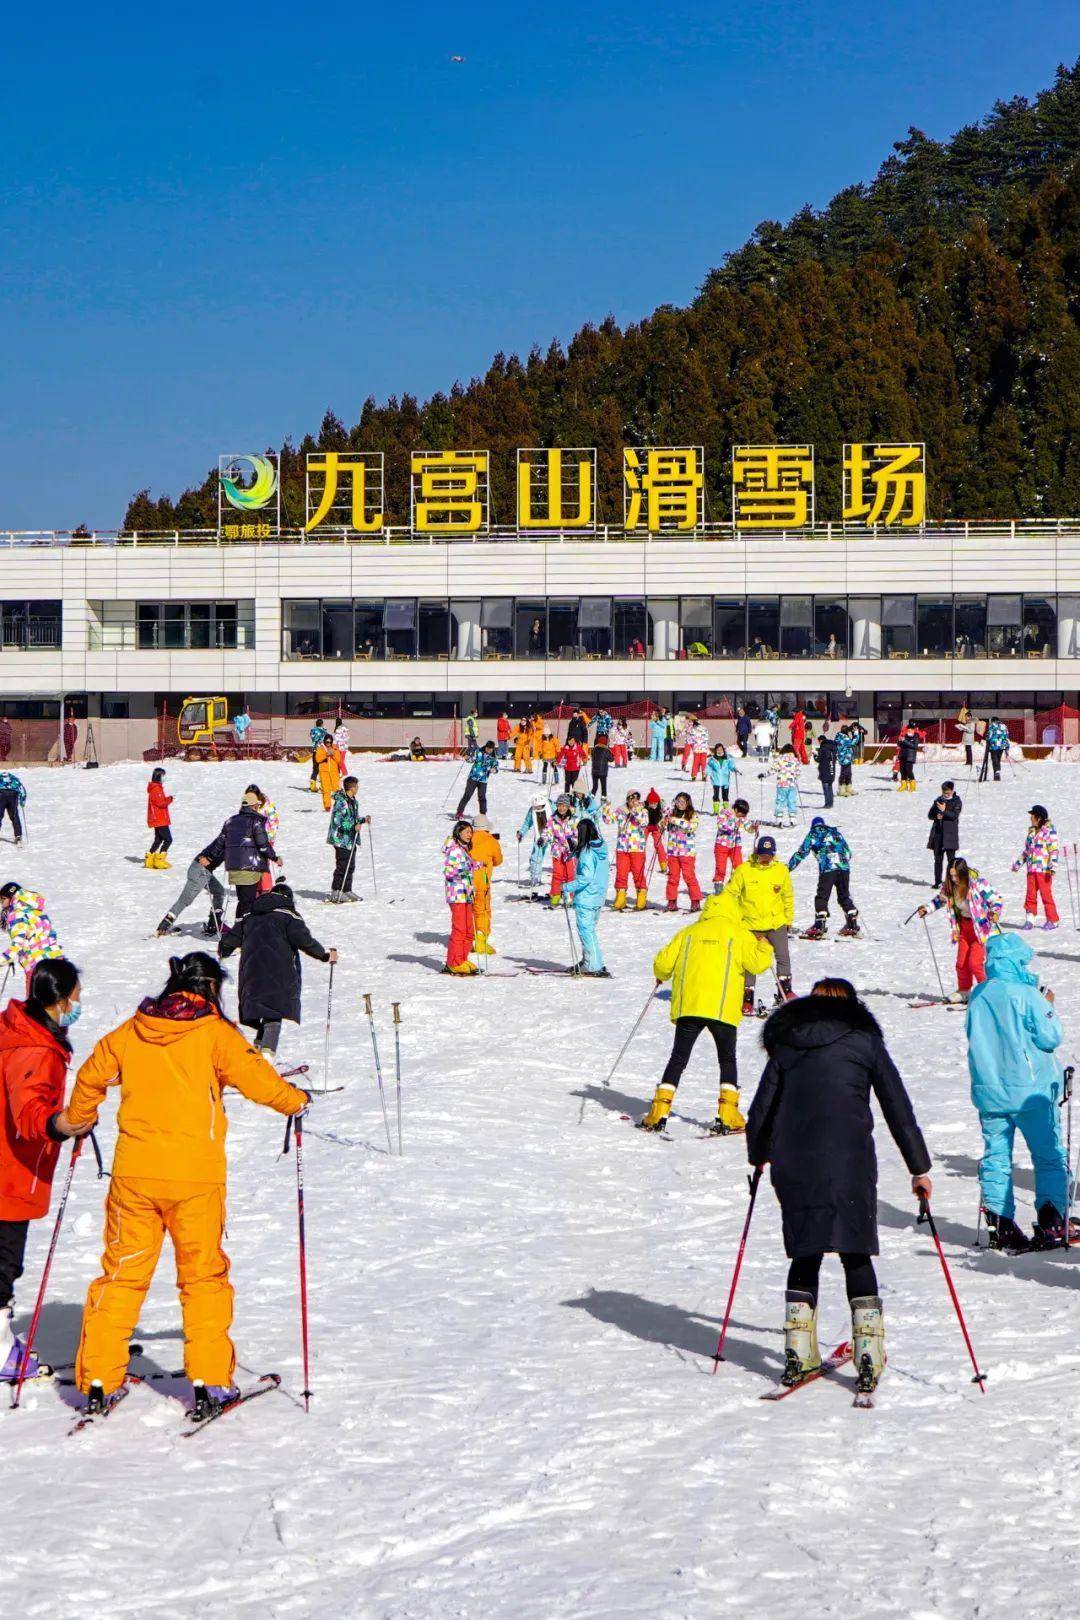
[713,807,747,851]
[987,720,1010,753]
[467,751,500,785]
[835,732,857,766]
[442,837,477,905]
[663,811,698,857]
[788,823,851,874]
[770,754,801,789]
[327,790,362,850]
[930,870,1004,942]
[1,890,61,973]
[1016,822,1059,875]
[0,774,26,804]
[550,811,578,863]
[603,802,648,853]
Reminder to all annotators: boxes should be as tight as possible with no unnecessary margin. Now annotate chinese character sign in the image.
[516,449,596,529]
[218,453,280,535]
[843,443,926,528]
[731,446,814,530]
[305,451,385,533]
[624,447,703,532]
[410,451,489,534]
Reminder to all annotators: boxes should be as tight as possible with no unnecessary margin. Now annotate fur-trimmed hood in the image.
[762,993,882,1054]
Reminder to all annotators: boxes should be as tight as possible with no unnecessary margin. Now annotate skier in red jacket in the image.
[146,767,174,869]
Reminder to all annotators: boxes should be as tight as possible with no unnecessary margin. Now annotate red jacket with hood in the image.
[0,1000,70,1220]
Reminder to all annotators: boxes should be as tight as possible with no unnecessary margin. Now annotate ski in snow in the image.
[69,1380,136,1434]
[760,1342,852,1401]
[182,1373,282,1436]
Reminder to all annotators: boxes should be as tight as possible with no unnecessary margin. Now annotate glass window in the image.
[882,595,915,657]
[515,600,546,659]
[1023,597,1055,659]
[917,597,953,658]
[188,602,212,650]
[450,600,481,661]
[321,601,353,661]
[349,600,380,660]
[680,596,711,657]
[418,600,450,660]
[987,594,1022,658]
[137,603,159,651]
[481,598,513,659]
[282,600,319,659]
[953,596,985,658]
[160,603,186,651]
[648,598,678,660]
[214,602,239,650]
[578,597,612,659]
[814,598,849,659]
[713,599,745,658]
[849,597,881,659]
[383,598,416,659]
[548,600,579,660]
[613,599,648,659]
[780,596,812,658]
[748,597,780,659]
[23,601,61,649]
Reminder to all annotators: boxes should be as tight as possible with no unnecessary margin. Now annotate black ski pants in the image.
[819,774,834,808]
[0,790,22,840]
[931,843,955,887]
[660,1017,737,1090]
[591,769,608,799]
[814,868,854,918]
[787,1251,878,1304]
[0,1219,29,1308]
[332,842,358,895]
[455,778,488,818]
[564,768,580,794]
[150,826,173,854]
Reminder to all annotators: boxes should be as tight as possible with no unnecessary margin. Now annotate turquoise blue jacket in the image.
[706,755,736,788]
[966,933,1063,1114]
[564,841,610,908]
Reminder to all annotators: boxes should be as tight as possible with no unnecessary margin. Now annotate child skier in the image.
[788,816,860,939]
[557,738,586,795]
[314,738,340,811]
[563,819,610,977]
[0,770,26,845]
[156,829,228,938]
[713,797,752,891]
[0,957,83,1383]
[218,881,337,1057]
[54,952,309,1418]
[470,815,503,955]
[981,716,1010,781]
[443,821,478,975]
[706,744,736,811]
[455,741,499,819]
[1013,804,1059,930]
[518,793,552,897]
[835,726,857,796]
[512,721,532,774]
[603,790,649,911]
[689,718,710,781]
[662,792,702,912]
[918,857,1004,1001]
[539,731,559,784]
[0,885,62,996]
[549,795,578,905]
[145,767,173,868]
[726,836,795,1010]
[895,723,921,791]
[639,889,773,1135]
[644,789,668,875]
[768,744,801,827]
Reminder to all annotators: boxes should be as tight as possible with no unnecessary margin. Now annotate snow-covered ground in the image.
[4,750,1080,1619]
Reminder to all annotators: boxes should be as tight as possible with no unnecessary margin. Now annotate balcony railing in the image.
[0,622,62,650]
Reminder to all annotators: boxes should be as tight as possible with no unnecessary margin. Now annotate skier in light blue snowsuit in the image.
[563,819,610,976]
[517,795,552,895]
[649,714,667,764]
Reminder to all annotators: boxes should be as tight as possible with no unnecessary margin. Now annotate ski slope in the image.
[3,750,1079,1620]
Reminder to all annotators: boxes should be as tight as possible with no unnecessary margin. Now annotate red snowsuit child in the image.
[713,805,747,886]
[663,800,702,910]
[557,741,586,793]
[790,710,808,766]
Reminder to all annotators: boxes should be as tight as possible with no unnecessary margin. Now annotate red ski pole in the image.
[11,1137,84,1410]
[712,1166,763,1371]
[283,1112,312,1411]
[918,1194,986,1393]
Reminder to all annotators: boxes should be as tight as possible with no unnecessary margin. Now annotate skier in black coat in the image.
[566,710,589,748]
[926,781,962,886]
[746,979,932,1392]
[222,793,280,918]
[218,883,336,1057]
[815,733,837,809]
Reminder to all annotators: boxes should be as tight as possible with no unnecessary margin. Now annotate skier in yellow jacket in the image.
[640,889,774,1134]
[53,952,308,1419]
[724,833,796,1012]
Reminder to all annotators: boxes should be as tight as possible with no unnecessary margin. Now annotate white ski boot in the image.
[851,1295,885,1392]
[781,1291,820,1386]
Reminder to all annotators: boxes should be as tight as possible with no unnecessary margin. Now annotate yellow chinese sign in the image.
[221,522,273,540]
[843,443,926,528]
[410,451,489,534]
[732,445,815,530]
[516,449,595,529]
[624,447,703,532]
[305,451,385,533]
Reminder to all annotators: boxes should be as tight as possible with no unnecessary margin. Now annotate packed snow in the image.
[3,748,1080,1620]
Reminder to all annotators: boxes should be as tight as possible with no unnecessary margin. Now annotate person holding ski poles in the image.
[980,716,1010,782]
[326,776,369,903]
[689,718,710,781]
[603,789,649,911]
[1013,804,1059,931]
[563,818,610,978]
[713,798,752,891]
[726,835,795,1011]
[0,770,27,845]
[0,957,83,1383]
[557,737,586,795]
[662,792,702,913]
[518,793,552,899]
[966,933,1075,1252]
[768,744,801,827]
[644,788,668,876]
[156,829,228,939]
[746,977,932,1392]
[455,740,499,819]
[443,821,479,975]
[706,743,736,810]
[835,726,857,796]
[788,817,860,939]
[0,885,62,997]
[53,951,309,1419]
[639,888,773,1136]
[219,881,337,1059]
[548,795,578,905]
[918,857,1003,1002]
[222,789,281,920]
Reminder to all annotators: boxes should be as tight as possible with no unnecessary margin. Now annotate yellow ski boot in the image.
[446,961,479,976]
[473,931,496,955]
[637,1083,676,1133]
[156,852,171,869]
[635,888,648,911]
[707,1083,746,1136]
[612,889,627,912]
[781,1292,821,1386]
[144,851,156,869]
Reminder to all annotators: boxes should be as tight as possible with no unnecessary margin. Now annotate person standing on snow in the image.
[156,828,228,939]
[314,736,341,811]
[563,818,610,978]
[648,710,667,764]
[469,815,503,956]
[548,795,578,905]
[790,707,808,766]
[643,788,668,875]
[706,743,737,811]
[0,885,62,996]
[0,958,84,1383]
[518,793,552,898]
[557,737,586,796]
[455,740,499,819]
[222,789,281,920]
[735,706,752,757]
[815,729,837,810]
[752,715,775,764]
[689,718,711,781]
[788,817,860,939]
[835,726,857,796]
[980,716,1010,782]
[145,767,173,869]
[713,798,752,891]
[443,821,479,976]
[496,712,512,761]
[53,951,309,1419]
[747,978,932,1393]
[603,789,649,911]
[1013,804,1059,931]
[662,792,702,913]
[966,933,1074,1252]
[218,881,337,1057]
[918,856,1003,1002]
[464,710,479,760]
[0,770,26,846]
[639,889,773,1136]
[308,718,329,792]
[539,730,559,784]
[589,735,612,800]
[326,775,369,903]
[726,835,795,1011]
[927,781,962,887]
[896,723,921,791]
[768,744,801,827]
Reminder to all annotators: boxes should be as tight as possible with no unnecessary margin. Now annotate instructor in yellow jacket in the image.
[724,833,796,1010]
[54,952,307,1418]
[640,889,774,1134]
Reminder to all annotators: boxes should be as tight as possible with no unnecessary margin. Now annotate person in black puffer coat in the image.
[222,792,280,918]
[218,883,337,1058]
[746,978,932,1393]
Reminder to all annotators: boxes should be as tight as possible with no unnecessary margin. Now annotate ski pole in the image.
[1063,849,1075,933]
[362,992,394,1154]
[367,820,378,898]
[282,1112,312,1411]
[917,1194,986,1392]
[392,1001,403,1156]
[712,1167,763,1370]
[20,804,29,850]
[562,894,579,970]
[901,906,922,927]
[1063,1065,1074,1249]
[322,960,335,1091]
[12,1136,84,1409]
[922,915,949,1003]
[601,981,660,1090]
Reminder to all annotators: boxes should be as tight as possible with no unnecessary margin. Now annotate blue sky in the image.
[1,2,1076,528]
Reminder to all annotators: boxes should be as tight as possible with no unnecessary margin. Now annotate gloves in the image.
[1012,862,1021,873]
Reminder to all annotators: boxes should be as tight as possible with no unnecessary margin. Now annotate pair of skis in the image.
[69,1373,281,1436]
[758,1341,877,1408]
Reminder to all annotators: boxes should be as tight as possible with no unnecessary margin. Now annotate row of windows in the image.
[135,602,250,651]
[280,594,1076,662]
